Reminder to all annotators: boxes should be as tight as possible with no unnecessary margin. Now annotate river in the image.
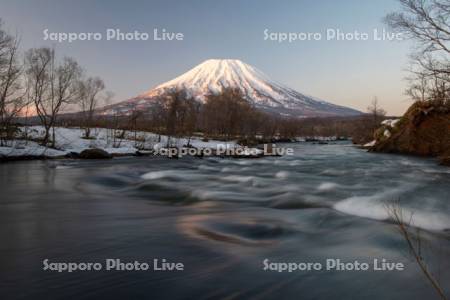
[1,142,449,299]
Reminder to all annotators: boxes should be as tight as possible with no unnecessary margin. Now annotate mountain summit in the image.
[106,59,361,117]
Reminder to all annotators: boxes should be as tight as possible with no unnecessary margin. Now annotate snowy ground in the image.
[0,126,347,160]
[381,119,400,127]
[0,126,238,158]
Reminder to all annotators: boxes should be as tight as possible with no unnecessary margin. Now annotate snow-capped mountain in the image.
[103,59,361,117]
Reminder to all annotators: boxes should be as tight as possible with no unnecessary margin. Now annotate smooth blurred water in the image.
[0,142,449,299]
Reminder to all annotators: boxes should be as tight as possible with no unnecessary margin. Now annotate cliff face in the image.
[370,102,450,165]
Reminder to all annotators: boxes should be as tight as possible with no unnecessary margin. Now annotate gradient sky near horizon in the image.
[1,0,414,115]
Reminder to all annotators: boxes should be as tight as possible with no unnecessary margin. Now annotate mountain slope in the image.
[103,59,361,117]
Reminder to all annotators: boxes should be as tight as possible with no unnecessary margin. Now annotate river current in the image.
[1,142,449,299]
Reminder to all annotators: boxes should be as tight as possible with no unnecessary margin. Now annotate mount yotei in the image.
[103,59,361,117]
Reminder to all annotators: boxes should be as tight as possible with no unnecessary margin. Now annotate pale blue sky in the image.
[1,0,413,115]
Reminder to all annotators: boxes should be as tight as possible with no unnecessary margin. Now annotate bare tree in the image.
[202,88,255,139]
[0,20,27,145]
[25,48,82,147]
[181,98,200,147]
[78,76,105,139]
[385,0,450,72]
[127,102,143,147]
[367,97,387,130]
[386,0,450,105]
[162,89,192,147]
[149,98,167,143]
[406,72,429,102]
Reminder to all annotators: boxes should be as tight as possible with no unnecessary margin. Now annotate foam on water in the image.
[317,182,339,191]
[141,170,180,180]
[334,189,450,231]
[275,171,290,179]
[222,175,256,183]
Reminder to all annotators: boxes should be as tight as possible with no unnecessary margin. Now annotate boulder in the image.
[79,148,112,159]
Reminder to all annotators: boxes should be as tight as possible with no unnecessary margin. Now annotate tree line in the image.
[67,87,384,147]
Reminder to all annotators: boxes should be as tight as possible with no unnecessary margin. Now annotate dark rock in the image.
[439,156,450,167]
[79,148,112,159]
[135,151,144,156]
[65,152,80,159]
[135,150,152,157]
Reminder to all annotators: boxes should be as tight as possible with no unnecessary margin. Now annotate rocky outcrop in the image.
[79,148,112,159]
[370,102,450,158]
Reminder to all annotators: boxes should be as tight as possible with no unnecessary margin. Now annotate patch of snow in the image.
[363,140,376,147]
[0,140,66,157]
[381,119,400,128]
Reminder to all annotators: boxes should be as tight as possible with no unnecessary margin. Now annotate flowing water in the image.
[1,142,449,299]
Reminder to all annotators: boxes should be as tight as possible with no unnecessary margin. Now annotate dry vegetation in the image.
[386,203,448,300]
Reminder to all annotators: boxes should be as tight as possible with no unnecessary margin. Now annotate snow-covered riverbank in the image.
[0,126,237,160]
